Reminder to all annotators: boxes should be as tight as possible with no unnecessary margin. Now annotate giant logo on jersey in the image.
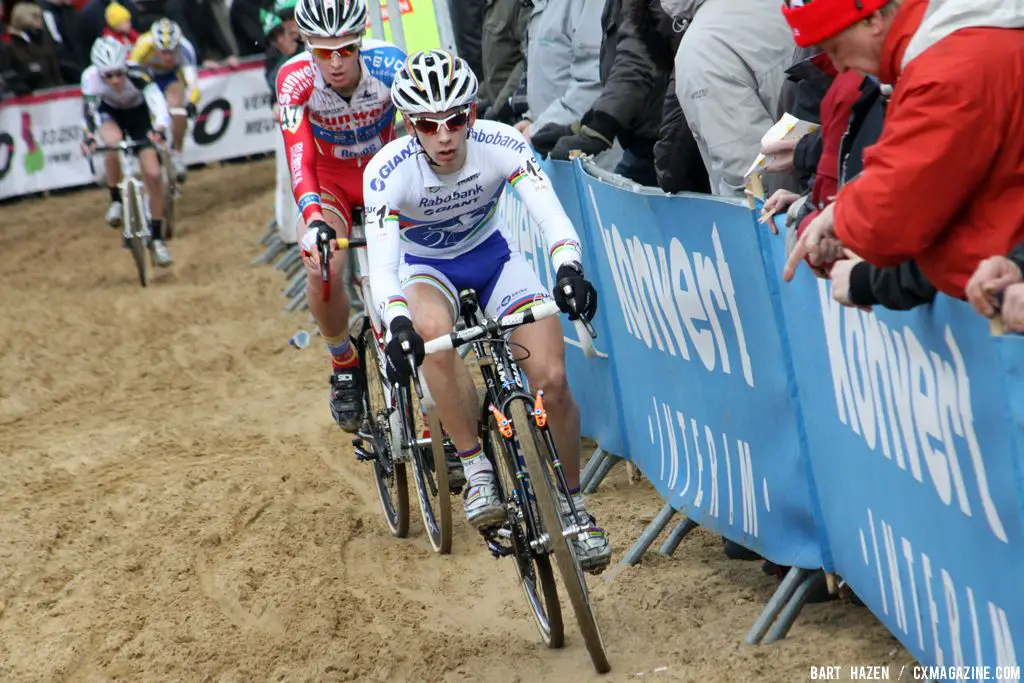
[368,137,418,192]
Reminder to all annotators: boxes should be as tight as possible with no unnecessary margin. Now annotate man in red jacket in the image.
[780,0,1024,300]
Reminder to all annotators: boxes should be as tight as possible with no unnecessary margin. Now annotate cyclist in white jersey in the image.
[81,36,173,267]
[363,50,611,573]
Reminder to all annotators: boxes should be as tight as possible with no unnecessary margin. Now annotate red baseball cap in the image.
[781,0,889,47]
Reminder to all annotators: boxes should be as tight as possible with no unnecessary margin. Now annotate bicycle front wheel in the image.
[126,180,148,288]
[510,400,610,674]
[357,318,409,537]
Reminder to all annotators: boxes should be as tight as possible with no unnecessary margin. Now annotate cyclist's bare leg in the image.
[138,147,163,220]
[405,283,478,451]
[99,120,124,187]
[512,315,581,491]
[164,82,187,153]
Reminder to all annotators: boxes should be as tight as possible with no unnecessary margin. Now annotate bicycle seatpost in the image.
[316,229,332,302]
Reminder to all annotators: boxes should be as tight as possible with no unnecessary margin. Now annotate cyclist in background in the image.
[81,36,173,267]
[130,18,198,182]
[364,50,611,573]
[276,0,405,433]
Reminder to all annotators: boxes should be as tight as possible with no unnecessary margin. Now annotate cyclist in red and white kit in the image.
[275,0,405,431]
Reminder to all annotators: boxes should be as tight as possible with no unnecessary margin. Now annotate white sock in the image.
[458,445,492,487]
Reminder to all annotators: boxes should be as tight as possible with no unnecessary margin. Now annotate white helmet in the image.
[90,36,130,71]
[391,50,478,115]
[295,0,366,44]
[151,17,183,51]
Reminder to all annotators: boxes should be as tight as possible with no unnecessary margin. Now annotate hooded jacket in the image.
[833,0,1024,299]
[669,0,798,197]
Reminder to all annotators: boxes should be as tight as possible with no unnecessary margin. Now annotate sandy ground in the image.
[0,159,915,683]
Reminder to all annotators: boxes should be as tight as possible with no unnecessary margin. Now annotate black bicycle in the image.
[318,226,463,555]
[413,289,611,674]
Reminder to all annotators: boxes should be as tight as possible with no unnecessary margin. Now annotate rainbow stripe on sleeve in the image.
[507,167,526,187]
[385,295,409,315]
[549,238,581,260]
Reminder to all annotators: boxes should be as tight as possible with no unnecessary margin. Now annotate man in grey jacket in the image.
[667,0,797,198]
[515,0,605,140]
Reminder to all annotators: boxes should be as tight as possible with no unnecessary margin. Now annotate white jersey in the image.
[364,119,584,328]
[79,64,172,133]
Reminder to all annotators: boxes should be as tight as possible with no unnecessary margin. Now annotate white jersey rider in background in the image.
[363,50,611,573]
[81,36,173,267]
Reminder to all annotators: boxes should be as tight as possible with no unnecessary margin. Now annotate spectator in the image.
[39,0,85,81]
[783,0,1024,301]
[638,0,707,194]
[515,0,604,143]
[5,2,63,91]
[668,0,797,198]
[262,0,297,95]
[531,0,666,187]
[479,0,529,122]
[230,0,267,57]
[75,0,143,67]
[101,2,139,45]
[449,0,485,83]
[186,0,239,66]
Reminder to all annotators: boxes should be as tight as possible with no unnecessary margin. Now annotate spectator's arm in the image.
[653,67,710,194]
[528,0,603,132]
[585,0,661,142]
[0,42,29,95]
[834,62,997,267]
[848,260,938,311]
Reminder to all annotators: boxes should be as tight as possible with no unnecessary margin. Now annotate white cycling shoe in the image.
[172,153,187,182]
[559,495,612,574]
[106,201,123,228]
[150,239,173,268]
[463,474,505,529]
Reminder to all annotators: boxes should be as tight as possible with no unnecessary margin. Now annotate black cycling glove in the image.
[384,316,425,386]
[552,264,598,322]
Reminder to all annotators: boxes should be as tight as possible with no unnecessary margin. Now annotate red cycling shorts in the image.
[315,156,367,238]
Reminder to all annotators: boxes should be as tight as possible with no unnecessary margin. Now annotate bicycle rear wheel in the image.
[510,399,610,674]
[485,410,562,648]
[408,406,453,554]
[125,180,148,288]
[357,319,409,537]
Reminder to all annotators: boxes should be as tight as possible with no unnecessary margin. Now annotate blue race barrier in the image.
[570,165,827,570]
[499,159,628,458]
[505,153,1024,676]
[758,223,1024,676]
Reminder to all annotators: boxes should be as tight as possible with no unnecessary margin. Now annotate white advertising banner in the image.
[0,57,277,201]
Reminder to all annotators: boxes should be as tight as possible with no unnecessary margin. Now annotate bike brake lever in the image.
[400,339,424,400]
[562,282,597,339]
[317,230,331,302]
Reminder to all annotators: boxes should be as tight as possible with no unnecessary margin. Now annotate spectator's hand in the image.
[530,122,572,157]
[830,249,872,312]
[761,138,798,173]
[550,126,609,160]
[202,59,219,69]
[1001,284,1024,333]
[784,202,842,282]
[760,189,801,228]
[225,55,240,68]
[515,118,532,141]
[966,255,1023,318]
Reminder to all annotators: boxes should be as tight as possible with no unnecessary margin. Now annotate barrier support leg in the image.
[286,290,308,313]
[284,272,306,298]
[252,236,285,265]
[744,567,811,645]
[658,517,698,556]
[580,448,608,491]
[276,246,300,272]
[762,571,826,644]
[260,219,278,245]
[619,504,675,567]
[583,451,622,494]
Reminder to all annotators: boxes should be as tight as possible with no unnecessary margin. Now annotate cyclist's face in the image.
[411,105,474,174]
[102,69,126,91]
[158,49,177,69]
[308,37,362,92]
